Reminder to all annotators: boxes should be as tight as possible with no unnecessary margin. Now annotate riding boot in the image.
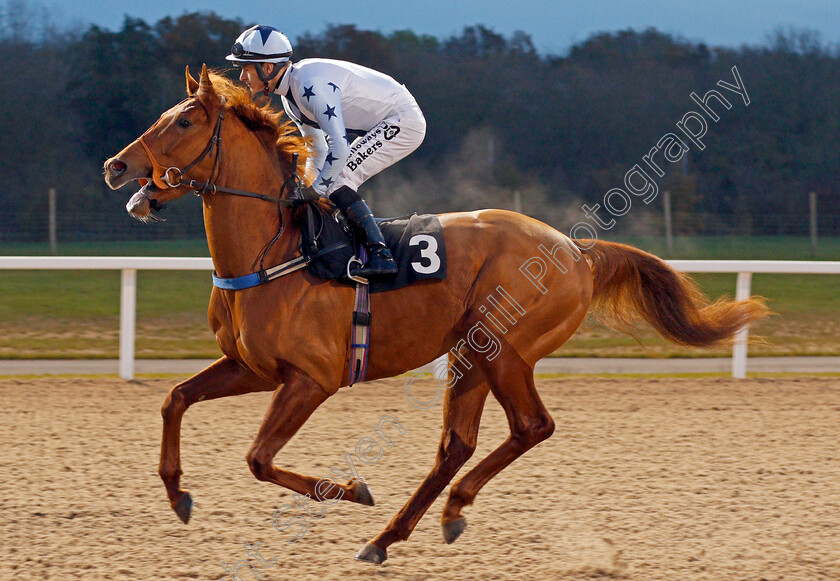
[329,186,398,278]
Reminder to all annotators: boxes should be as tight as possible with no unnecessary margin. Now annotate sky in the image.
[46,0,839,54]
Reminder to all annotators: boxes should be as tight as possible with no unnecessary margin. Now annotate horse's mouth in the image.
[126,181,165,223]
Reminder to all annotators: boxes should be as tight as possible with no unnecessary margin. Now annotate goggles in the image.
[229,42,292,62]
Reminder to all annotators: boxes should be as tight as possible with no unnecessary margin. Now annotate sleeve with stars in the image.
[298,124,327,187]
[296,78,350,195]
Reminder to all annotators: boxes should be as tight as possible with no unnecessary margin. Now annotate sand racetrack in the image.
[1,374,838,580]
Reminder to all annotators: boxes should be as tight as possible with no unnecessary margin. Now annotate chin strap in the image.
[256,62,284,95]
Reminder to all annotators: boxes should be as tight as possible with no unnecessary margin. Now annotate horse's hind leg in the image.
[441,343,555,543]
[355,357,490,564]
[160,356,277,523]
[244,366,373,505]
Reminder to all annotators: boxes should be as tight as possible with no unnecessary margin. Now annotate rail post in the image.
[810,192,818,257]
[48,188,57,255]
[119,268,137,379]
[732,271,753,378]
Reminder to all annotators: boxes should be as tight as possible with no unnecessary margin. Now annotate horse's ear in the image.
[185,65,199,96]
[196,63,217,102]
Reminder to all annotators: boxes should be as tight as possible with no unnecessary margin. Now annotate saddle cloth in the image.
[299,206,447,293]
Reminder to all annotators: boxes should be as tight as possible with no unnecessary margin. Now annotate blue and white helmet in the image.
[226,25,293,65]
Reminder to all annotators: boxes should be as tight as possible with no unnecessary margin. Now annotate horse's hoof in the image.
[354,481,375,506]
[354,542,387,564]
[173,492,193,524]
[442,517,467,544]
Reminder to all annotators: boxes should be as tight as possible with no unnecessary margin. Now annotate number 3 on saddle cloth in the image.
[298,204,447,292]
[298,203,447,386]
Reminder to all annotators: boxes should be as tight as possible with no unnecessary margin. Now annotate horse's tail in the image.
[576,240,770,347]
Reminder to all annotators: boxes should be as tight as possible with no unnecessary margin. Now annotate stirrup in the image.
[347,256,369,284]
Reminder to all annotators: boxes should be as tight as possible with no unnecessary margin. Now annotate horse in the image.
[104,65,769,564]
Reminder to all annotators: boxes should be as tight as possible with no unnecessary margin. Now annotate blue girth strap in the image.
[211,249,372,387]
[212,255,309,290]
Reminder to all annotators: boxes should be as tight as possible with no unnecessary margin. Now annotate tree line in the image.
[1,5,838,242]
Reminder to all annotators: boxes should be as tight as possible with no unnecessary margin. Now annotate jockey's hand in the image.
[282,177,300,199]
[298,186,320,201]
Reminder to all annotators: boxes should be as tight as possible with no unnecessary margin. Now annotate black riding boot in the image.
[329,187,398,278]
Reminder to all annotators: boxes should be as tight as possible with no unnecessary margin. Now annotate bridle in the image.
[136,93,322,286]
[137,95,312,207]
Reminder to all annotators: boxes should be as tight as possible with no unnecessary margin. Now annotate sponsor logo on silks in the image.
[351,126,383,152]
[346,140,384,171]
[383,124,401,140]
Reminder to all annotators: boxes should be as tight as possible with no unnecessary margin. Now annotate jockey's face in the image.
[238,63,262,96]
[238,62,280,96]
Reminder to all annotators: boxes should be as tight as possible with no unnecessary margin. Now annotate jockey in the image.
[227,24,427,278]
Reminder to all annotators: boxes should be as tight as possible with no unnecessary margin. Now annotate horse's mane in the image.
[207,72,310,180]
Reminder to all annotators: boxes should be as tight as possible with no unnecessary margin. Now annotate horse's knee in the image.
[534,414,555,442]
[531,414,554,446]
[161,388,187,421]
[246,448,273,482]
[515,413,555,448]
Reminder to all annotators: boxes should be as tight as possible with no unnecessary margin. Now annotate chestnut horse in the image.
[104,65,768,564]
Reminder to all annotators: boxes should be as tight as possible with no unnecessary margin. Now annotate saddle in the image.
[296,201,447,293]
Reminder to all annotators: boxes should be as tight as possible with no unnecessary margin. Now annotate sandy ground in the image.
[1,375,838,580]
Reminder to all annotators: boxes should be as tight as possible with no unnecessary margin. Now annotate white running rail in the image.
[1,257,839,379]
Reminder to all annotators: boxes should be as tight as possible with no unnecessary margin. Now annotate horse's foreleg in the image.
[355,360,490,564]
[441,346,555,543]
[159,356,276,523]
[245,366,372,505]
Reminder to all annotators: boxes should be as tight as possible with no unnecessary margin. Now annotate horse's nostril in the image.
[109,160,127,175]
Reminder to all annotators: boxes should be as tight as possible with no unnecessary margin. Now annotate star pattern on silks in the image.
[325,151,338,166]
[323,105,337,120]
[328,82,340,92]
[302,85,315,101]
[320,176,334,189]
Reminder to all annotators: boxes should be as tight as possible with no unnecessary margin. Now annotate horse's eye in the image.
[176,118,191,128]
